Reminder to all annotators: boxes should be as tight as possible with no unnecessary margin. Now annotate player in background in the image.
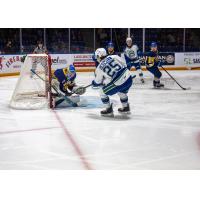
[51,64,85,107]
[106,41,115,55]
[92,41,116,68]
[91,48,132,117]
[144,42,164,88]
[124,37,144,83]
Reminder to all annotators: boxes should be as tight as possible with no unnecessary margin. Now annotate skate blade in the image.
[101,113,114,117]
[118,111,131,115]
[153,86,164,89]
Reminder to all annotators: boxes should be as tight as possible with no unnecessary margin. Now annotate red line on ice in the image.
[0,127,60,135]
[53,110,92,170]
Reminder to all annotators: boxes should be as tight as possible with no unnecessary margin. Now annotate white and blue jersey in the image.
[124,45,141,70]
[92,55,132,95]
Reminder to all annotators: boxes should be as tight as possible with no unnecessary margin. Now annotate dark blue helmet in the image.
[107,41,114,49]
[150,42,157,48]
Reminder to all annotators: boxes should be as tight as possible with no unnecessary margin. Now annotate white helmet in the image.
[95,48,107,63]
[126,37,132,47]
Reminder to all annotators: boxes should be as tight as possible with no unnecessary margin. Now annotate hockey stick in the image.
[30,69,78,107]
[159,64,190,90]
[84,84,92,89]
[113,29,121,53]
[82,74,136,92]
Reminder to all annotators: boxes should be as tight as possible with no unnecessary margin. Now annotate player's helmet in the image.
[107,42,115,55]
[107,41,114,49]
[95,48,107,63]
[126,37,132,47]
[150,42,157,48]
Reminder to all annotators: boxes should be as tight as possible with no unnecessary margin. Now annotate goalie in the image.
[51,64,86,108]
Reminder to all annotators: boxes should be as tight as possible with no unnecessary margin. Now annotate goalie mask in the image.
[95,48,107,63]
[66,64,76,81]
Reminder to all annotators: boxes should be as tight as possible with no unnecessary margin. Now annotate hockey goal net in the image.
[9,54,53,109]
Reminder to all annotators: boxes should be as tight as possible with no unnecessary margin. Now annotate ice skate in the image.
[118,103,131,114]
[101,103,114,117]
[153,80,164,89]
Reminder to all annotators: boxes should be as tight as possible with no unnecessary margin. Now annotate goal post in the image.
[9,54,53,109]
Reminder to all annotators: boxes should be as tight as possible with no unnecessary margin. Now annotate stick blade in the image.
[183,87,191,90]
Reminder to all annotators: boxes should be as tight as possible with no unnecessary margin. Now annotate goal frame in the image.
[9,53,53,109]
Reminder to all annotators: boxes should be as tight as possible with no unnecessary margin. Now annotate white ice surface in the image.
[0,70,200,169]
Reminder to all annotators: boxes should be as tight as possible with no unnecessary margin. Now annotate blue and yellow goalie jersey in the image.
[53,64,76,94]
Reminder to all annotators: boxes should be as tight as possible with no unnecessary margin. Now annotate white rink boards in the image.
[0,70,200,169]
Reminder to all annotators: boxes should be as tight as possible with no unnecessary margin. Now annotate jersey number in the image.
[103,58,122,78]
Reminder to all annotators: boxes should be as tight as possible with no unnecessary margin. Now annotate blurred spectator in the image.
[4,40,15,54]
[96,28,110,48]
[46,28,69,53]
[33,41,47,54]
[0,28,200,54]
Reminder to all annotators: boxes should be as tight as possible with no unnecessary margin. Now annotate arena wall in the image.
[0,53,200,77]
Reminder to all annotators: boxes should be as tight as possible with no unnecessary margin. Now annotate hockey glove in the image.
[72,86,86,95]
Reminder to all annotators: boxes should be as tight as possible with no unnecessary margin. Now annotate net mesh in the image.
[9,54,51,109]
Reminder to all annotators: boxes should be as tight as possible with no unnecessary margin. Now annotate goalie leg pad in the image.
[54,95,80,108]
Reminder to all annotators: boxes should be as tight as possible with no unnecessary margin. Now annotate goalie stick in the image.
[30,69,78,107]
[159,63,190,90]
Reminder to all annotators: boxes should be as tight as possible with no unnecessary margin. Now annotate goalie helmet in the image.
[95,48,107,63]
[126,37,132,47]
[66,64,76,81]
[68,64,76,73]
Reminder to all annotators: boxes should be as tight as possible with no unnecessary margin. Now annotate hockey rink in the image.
[0,70,200,170]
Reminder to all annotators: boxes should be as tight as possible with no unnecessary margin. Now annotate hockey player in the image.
[92,53,99,68]
[51,64,86,107]
[91,48,132,117]
[124,37,144,83]
[106,41,115,55]
[92,42,116,68]
[145,42,164,88]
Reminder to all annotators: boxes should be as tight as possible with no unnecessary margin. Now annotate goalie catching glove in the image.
[72,86,86,95]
